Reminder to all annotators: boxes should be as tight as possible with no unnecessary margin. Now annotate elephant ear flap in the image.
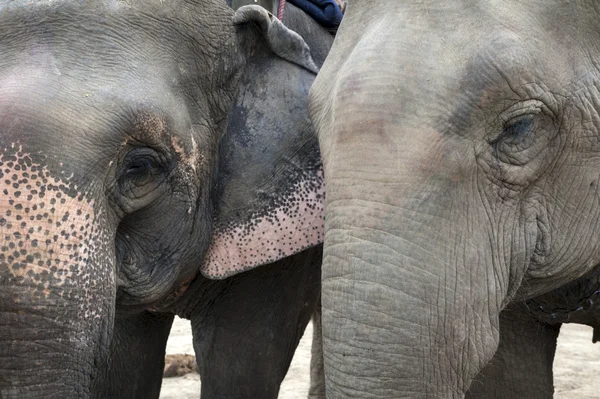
[200,11,324,280]
[233,5,319,73]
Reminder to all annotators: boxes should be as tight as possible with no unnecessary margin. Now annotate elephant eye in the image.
[486,100,557,167]
[113,147,171,214]
[488,114,544,163]
[120,148,167,188]
[491,116,535,148]
[501,117,534,144]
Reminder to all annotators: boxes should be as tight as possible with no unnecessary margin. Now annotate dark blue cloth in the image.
[287,0,343,30]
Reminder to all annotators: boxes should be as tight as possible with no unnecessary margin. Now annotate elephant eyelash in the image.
[124,158,166,185]
[125,157,160,176]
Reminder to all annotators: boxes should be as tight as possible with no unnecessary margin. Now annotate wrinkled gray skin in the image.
[0,1,332,398]
[308,301,326,399]
[310,1,600,397]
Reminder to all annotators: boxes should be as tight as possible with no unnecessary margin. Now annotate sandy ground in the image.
[160,318,600,398]
[554,324,600,399]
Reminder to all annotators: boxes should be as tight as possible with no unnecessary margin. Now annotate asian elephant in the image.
[309,1,600,397]
[0,0,333,397]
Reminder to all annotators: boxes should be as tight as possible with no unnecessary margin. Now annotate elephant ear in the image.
[233,5,319,73]
[201,5,324,279]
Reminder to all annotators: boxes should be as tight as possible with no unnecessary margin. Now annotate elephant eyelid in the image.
[497,100,546,125]
[124,154,162,175]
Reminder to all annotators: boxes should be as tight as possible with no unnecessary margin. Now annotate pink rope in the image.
[277,0,286,20]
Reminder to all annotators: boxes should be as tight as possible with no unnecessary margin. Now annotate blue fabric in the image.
[287,0,343,30]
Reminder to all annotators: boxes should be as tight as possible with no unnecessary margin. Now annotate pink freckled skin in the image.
[202,172,325,279]
[0,145,110,325]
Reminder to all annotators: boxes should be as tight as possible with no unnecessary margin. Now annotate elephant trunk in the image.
[320,117,510,397]
[0,160,115,398]
[0,296,105,398]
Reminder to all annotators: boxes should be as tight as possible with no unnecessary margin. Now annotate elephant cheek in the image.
[0,154,115,396]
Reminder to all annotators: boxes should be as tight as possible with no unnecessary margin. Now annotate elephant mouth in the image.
[114,240,194,309]
[524,264,600,339]
[525,289,600,324]
[115,271,197,314]
[147,275,196,312]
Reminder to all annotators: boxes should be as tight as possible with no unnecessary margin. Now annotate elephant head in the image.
[0,1,323,396]
[309,1,600,397]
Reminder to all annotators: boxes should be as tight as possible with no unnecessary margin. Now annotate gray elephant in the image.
[308,1,600,397]
[0,1,333,398]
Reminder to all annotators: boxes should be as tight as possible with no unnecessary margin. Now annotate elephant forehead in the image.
[0,145,109,306]
[0,65,200,179]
